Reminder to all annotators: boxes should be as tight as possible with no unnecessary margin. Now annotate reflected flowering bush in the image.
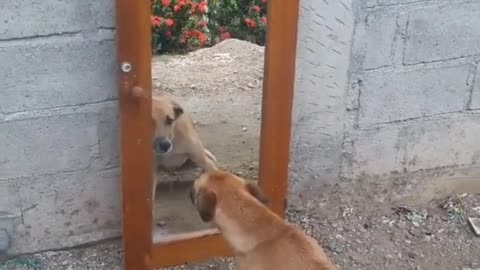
[151,0,209,54]
[151,0,268,54]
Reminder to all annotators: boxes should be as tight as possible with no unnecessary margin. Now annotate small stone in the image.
[156,221,166,227]
[467,217,480,236]
[326,243,344,254]
[242,127,248,131]
[407,251,416,259]
[397,221,407,229]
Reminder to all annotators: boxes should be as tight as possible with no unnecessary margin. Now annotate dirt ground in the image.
[2,39,480,270]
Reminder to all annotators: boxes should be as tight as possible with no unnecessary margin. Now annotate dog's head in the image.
[151,96,184,155]
[189,170,269,222]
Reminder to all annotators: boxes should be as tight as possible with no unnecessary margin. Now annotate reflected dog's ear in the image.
[171,101,184,119]
[196,188,217,222]
[245,182,270,205]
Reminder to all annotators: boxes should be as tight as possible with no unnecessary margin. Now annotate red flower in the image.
[195,1,207,14]
[151,15,162,27]
[218,26,225,33]
[173,5,181,12]
[220,31,231,41]
[197,33,207,45]
[245,18,257,28]
[161,0,170,7]
[180,37,187,44]
[261,0,267,3]
[165,18,174,27]
[198,20,207,28]
[251,5,261,13]
[261,16,267,25]
[182,0,193,7]
[166,31,173,39]
[184,29,207,45]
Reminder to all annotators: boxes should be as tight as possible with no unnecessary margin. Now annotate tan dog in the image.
[152,95,217,172]
[151,95,218,203]
[190,170,338,270]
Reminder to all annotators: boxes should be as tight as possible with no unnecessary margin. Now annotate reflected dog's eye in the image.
[165,116,173,125]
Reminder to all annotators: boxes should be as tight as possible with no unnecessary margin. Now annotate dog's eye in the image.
[165,116,173,125]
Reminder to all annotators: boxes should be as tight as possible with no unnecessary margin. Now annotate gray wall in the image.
[0,1,119,253]
[290,0,354,200]
[2,0,480,255]
[291,0,480,204]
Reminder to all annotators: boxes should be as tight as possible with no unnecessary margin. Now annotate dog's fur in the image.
[190,170,338,270]
[151,95,218,201]
[152,95,218,172]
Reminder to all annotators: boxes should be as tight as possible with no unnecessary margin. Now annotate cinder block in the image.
[358,65,470,127]
[11,169,121,253]
[96,105,120,168]
[0,180,21,219]
[91,0,116,29]
[0,113,98,180]
[0,0,115,39]
[404,3,480,64]
[364,0,433,7]
[0,39,117,113]
[341,127,405,178]
[362,12,397,69]
[471,66,480,110]
[404,114,480,171]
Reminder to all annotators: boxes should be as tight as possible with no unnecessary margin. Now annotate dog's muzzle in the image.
[153,137,172,154]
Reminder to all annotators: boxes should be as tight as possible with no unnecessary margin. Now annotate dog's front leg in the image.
[190,151,217,172]
[187,140,218,172]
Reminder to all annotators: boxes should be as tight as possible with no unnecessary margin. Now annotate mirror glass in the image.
[149,0,268,242]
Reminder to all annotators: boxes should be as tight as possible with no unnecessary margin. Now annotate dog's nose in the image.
[153,138,171,153]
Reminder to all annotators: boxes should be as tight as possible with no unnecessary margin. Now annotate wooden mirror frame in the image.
[117,0,299,269]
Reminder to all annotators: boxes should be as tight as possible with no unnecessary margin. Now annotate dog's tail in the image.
[204,148,217,163]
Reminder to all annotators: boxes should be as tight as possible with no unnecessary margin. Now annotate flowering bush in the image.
[207,0,267,45]
[151,0,209,54]
[151,0,268,54]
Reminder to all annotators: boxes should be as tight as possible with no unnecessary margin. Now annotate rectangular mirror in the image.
[150,0,266,241]
[116,0,299,268]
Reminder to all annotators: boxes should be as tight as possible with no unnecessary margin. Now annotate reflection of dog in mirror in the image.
[190,170,338,270]
[151,95,218,199]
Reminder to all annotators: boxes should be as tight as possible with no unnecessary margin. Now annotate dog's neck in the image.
[214,192,287,255]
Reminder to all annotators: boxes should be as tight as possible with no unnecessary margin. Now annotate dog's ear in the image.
[171,101,184,119]
[245,182,269,205]
[196,188,217,222]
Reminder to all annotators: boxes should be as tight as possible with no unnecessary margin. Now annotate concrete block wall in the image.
[1,0,479,255]
[291,0,480,204]
[341,0,480,179]
[0,0,119,254]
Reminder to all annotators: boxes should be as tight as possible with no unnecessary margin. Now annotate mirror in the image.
[149,0,268,242]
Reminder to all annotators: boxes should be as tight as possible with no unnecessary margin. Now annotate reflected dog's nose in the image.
[153,138,172,154]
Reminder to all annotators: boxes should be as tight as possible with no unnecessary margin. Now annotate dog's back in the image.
[236,223,337,270]
[191,171,337,270]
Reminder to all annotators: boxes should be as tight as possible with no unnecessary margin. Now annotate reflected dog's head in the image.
[152,96,184,155]
[189,170,269,222]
